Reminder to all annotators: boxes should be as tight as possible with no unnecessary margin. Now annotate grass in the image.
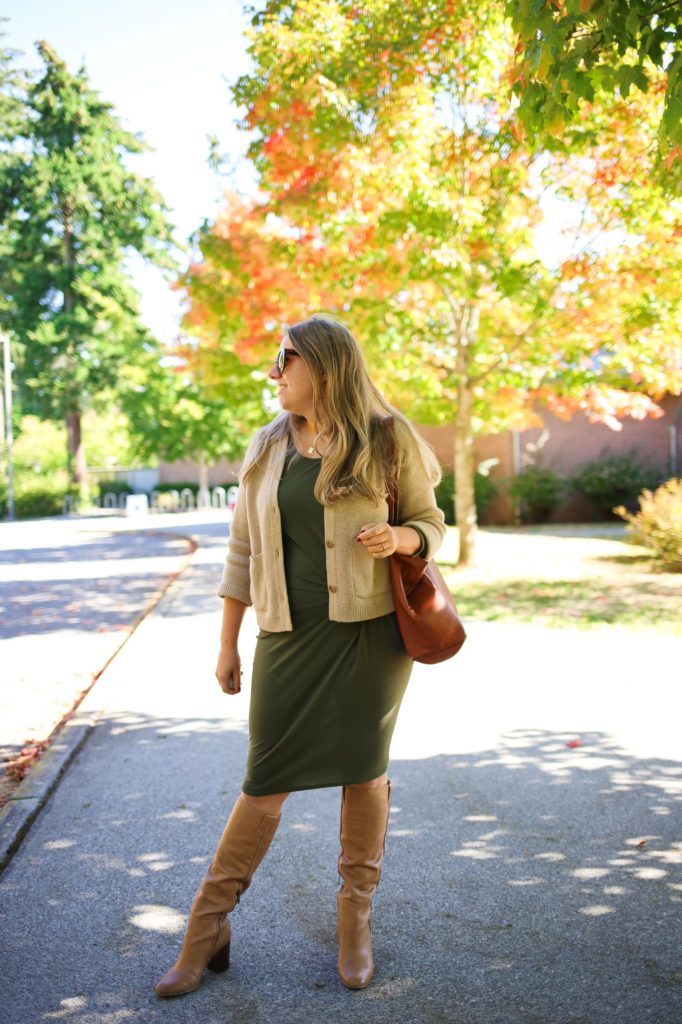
[442,574,682,633]
[438,525,682,633]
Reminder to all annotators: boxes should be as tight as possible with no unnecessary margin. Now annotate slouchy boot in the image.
[336,780,391,990]
[155,797,281,997]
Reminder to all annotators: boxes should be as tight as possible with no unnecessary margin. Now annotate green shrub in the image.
[508,465,564,523]
[0,481,76,519]
[119,481,238,497]
[615,478,682,571]
[97,478,132,499]
[152,481,200,495]
[19,486,68,518]
[571,450,664,519]
[435,470,499,526]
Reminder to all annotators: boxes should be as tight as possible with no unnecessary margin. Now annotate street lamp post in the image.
[1,332,15,520]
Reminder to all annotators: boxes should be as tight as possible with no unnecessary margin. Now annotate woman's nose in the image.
[268,361,282,380]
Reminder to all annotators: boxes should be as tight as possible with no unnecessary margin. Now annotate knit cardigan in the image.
[217,417,447,633]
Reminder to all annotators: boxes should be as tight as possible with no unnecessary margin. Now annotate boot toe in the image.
[155,966,201,998]
[339,962,374,989]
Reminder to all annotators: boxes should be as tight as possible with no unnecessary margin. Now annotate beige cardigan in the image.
[217,417,447,632]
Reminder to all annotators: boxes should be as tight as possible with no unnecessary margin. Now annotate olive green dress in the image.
[241,444,416,796]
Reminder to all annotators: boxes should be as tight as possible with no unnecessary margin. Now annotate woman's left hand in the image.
[356,523,397,559]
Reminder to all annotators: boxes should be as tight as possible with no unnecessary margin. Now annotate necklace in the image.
[294,422,328,457]
[306,431,327,456]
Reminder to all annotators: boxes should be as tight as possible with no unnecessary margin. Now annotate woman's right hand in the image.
[216,643,242,695]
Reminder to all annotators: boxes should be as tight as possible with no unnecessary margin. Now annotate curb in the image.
[0,530,199,874]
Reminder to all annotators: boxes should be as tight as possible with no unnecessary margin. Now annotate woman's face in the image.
[268,336,315,418]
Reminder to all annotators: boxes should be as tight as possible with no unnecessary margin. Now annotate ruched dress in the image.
[241,443,417,796]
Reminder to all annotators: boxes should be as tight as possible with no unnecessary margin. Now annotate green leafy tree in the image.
[12,414,66,479]
[0,40,180,500]
[117,340,270,486]
[507,0,682,193]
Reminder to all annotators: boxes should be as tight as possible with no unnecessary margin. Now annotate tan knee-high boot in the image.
[155,798,281,997]
[336,780,391,990]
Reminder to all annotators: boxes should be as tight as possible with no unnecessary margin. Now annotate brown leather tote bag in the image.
[384,417,467,664]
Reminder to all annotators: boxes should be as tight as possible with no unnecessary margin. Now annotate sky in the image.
[2,1,577,351]
[2,0,259,347]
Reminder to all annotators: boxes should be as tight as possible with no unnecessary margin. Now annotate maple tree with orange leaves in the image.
[181,0,682,564]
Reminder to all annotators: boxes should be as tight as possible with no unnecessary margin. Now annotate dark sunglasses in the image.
[276,347,301,373]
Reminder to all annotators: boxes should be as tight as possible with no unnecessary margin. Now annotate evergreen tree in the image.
[0,39,180,498]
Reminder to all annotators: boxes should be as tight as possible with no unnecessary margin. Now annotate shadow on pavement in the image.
[0,535,182,566]
[1,532,194,639]
[0,714,680,1024]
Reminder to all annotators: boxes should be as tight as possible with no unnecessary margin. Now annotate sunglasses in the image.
[276,347,301,374]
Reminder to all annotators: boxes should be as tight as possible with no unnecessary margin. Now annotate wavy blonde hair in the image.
[239,314,442,507]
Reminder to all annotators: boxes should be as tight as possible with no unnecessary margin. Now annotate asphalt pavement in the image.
[0,512,196,807]
[0,512,680,1024]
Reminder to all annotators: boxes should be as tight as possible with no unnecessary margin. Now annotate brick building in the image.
[158,393,682,525]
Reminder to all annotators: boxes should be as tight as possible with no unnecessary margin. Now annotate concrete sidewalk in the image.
[0,525,680,1023]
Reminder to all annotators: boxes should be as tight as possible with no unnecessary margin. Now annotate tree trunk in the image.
[454,379,476,565]
[441,286,479,565]
[66,408,88,496]
[62,203,88,503]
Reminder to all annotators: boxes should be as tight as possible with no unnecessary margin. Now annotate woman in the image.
[155,314,446,998]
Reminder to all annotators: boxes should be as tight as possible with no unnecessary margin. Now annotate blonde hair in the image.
[240,313,442,506]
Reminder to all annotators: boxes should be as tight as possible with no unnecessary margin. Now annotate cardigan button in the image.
[328,584,337,593]
[326,539,334,548]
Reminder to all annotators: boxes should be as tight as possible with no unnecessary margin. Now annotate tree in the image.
[0,41,180,499]
[506,0,682,194]
[186,0,682,564]
[116,334,272,481]
[0,22,30,361]
[0,20,26,133]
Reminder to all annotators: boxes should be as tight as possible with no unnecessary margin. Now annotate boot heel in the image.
[207,940,230,974]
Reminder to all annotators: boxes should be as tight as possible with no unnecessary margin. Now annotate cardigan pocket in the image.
[249,552,267,611]
[351,542,392,599]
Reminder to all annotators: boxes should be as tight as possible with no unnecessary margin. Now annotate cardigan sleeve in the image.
[216,431,262,602]
[410,525,429,559]
[216,481,251,603]
[392,418,447,562]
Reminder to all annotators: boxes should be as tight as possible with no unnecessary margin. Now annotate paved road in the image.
[0,514,680,1023]
[0,512,198,803]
